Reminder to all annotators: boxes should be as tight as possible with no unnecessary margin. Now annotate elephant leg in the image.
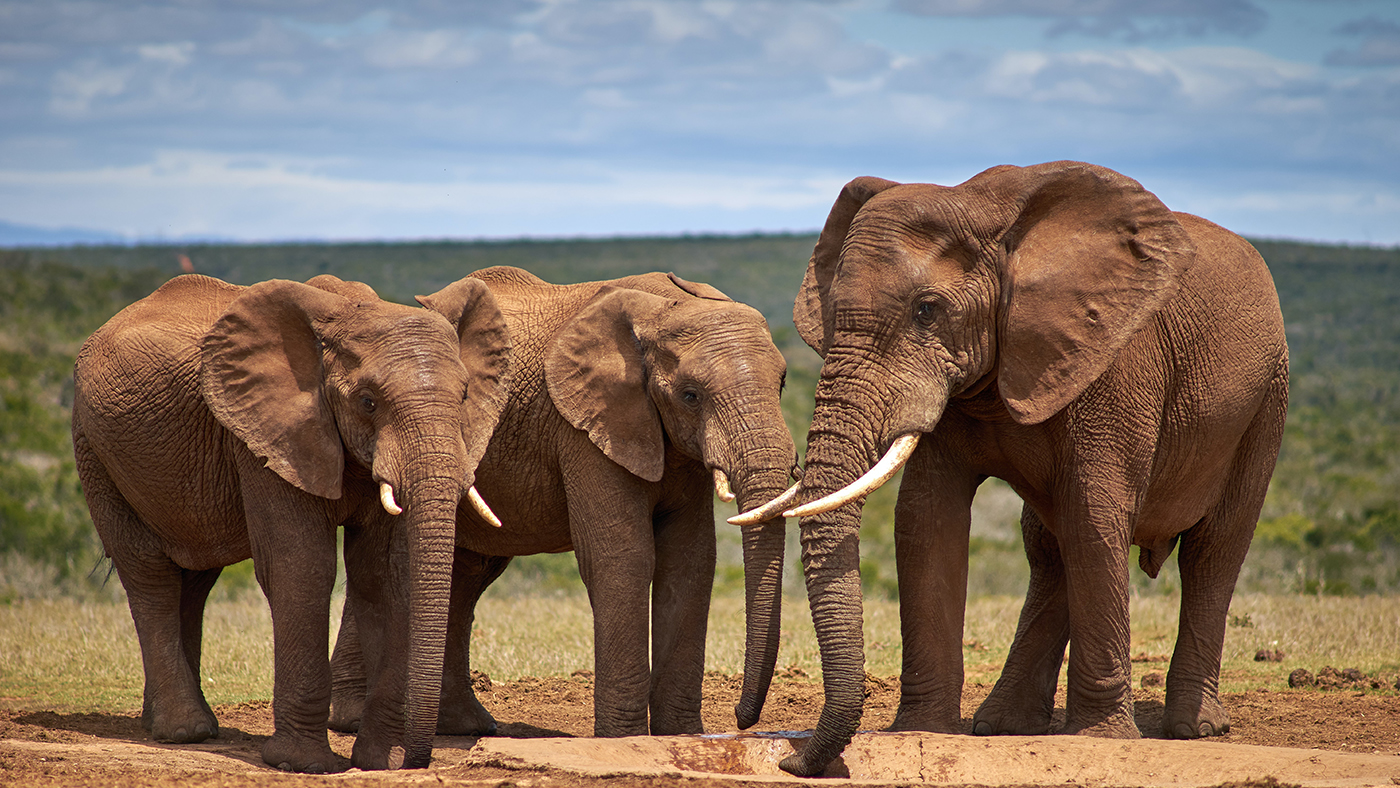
[328,598,366,733]
[1166,379,1286,739]
[437,547,512,736]
[340,512,408,768]
[178,566,223,727]
[77,448,218,744]
[568,470,657,737]
[1056,499,1139,738]
[888,445,974,734]
[974,505,1069,735]
[241,461,347,773]
[648,492,715,735]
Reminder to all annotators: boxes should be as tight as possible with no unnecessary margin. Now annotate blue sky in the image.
[1,0,1397,245]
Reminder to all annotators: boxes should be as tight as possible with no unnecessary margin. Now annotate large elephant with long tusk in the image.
[72,273,510,773]
[331,266,798,740]
[733,161,1288,776]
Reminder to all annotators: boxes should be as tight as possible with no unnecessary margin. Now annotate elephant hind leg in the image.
[437,549,512,736]
[178,566,223,732]
[329,598,366,733]
[1166,373,1287,740]
[76,442,218,744]
[973,505,1069,736]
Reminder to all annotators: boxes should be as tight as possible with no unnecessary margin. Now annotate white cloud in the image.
[48,60,131,116]
[136,42,195,66]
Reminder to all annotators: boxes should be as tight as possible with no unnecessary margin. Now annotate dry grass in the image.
[1,590,1395,715]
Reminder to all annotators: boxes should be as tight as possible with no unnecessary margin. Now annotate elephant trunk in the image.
[368,421,467,772]
[730,459,793,730]
[777,375,887,777]
[398,471,459,769]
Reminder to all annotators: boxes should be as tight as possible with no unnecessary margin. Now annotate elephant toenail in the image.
[276,762,293,772]
[1174,722,1196,739]
[973,721,993,736]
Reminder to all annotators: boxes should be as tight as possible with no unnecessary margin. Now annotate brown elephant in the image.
[330,266,795,741]
[734,161,1289,776]
[71,273,510,773]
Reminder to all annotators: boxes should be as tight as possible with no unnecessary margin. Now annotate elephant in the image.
[329,265,796,741]
[733,161,1290,776]
[71,273,510,772]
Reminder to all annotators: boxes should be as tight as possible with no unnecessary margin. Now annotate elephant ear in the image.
[416,278,513,473]
[988,161,1196,425]
[305,274,380,302]
[667,272,732,301]
[795,176,901,357]
[544,287,671,482]
[201,280,350,499]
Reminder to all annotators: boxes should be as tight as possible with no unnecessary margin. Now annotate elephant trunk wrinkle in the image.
[731,467,791,730]
[401,515,456,769]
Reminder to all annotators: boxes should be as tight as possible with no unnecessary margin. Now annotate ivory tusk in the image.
[726,481,801,526]
[468,485,502,528]
[783,433,920,519]
[380,482,403,516]
[713,468,736,503]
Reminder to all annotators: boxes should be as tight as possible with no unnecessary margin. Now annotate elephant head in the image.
[200,275,510,769]
[738,161,1195,775]
[544,275,796,728]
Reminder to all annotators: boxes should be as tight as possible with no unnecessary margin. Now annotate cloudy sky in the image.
[2,0,1398,244]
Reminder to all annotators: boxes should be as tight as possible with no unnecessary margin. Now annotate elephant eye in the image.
[680,388,700,406]
[461,386,470,402]
[914,300,942,328]
[360,394,377,414]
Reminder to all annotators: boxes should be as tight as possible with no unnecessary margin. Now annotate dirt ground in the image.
[3,668,1399,787]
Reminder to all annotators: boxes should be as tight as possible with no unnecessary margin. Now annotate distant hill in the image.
[3,233,1398,596]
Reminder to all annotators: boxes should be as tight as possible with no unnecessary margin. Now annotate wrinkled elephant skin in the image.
[332,267,796,741]
[72,274,509,772]
[772,161,1289,775]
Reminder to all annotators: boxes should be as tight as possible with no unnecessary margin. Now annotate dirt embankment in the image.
[3,670,1399,787]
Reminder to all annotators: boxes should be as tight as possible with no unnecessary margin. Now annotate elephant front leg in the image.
[1055,506,1138,739]
[888,449,974,734]
[568,475,657,738]
[244,473,348,773]
[973,506,1069,735]
[437,548,512,736]
[648,495,716,735]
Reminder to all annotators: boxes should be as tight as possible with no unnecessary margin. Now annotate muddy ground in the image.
[3,667,1398,787]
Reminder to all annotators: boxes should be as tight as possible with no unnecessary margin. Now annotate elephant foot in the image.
[436,697,498,736]
[971,698,1053,736]
[888,699,962,734]
[147,702,219,744]
[1060,707,1141,738]
[328,694,364,733]
[262,732,351,774]
[351,731,417,771]
[1163,697,1230,739]
[650,716,704,736]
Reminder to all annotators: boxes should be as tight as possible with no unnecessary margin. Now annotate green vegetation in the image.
[1,233,1397,606]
